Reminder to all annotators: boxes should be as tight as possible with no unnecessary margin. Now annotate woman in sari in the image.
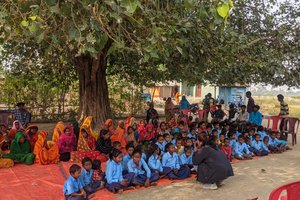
[70,117,107,163]
[125,117,136,130]
[8,120,24,141]
[165,97,174,123]
[3,132,35,165]
[33,131,59,165]
[110,121,127,154]
[104,119,114,134]
[96,129,113,155]
[25,125,39,151]
[139,124,155,144]
[0,124,10,150]
[57,126,77,162]
[47,121,64,148]
[126,126,138,147]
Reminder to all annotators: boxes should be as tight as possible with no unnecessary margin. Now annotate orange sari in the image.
[70,117,107,163]
[111,121,127,154]
[104,119,114,134]
[33,131,59,165]
[47,121,64,148]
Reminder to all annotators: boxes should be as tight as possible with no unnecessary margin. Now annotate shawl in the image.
[139,124,155,142]
[110,121,127,154]
[9,120,24,140]
[33,131,59,165]
[25,125,39,151]
[104,119,114,134]
[81,116,98,139]
[51,121,65,144]
[77,125,96,151]
[57,126,77,153]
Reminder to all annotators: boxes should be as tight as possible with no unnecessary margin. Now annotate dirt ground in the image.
[115,136,300,200]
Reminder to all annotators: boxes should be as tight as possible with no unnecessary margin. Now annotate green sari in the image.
[3,132,35,165]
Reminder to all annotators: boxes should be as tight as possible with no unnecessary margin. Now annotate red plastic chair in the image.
[197,110,206,121]
[284,117,300,146]
[269,181,300,200]
[267,116,283,132]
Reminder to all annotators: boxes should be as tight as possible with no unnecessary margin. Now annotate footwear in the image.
[203,183,218,190]
[216,180,225,187]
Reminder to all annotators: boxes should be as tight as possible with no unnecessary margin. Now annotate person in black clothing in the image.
[96,129,113,155]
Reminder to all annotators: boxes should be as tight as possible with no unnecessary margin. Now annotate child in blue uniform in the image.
[250,134,269,156]
[79,157,101,196]
[148,144,164,175]
[233,136,253,160]
[162,143,191,179]
[122,144,134,174]
[63,164,88,200]
[105,149,134,193]
[180,146,193,169]
[155,135,165,153]
[128,149,159,187]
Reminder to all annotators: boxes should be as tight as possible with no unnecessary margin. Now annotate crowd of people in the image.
[0,92,292,200]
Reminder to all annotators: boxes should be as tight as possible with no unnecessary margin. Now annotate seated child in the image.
[121,144,134,174]
[105,149,134,193]
[164,133,172,146]
[250,134,269,156]
[180,146,194,169]
[276,132,289,147]
[113,141,122,151]
[128,149,159,187]
[218,134,225,146]
[269,132,286,153]
[80,157,101,196]
[187,128,197,141]
[220,138,232,161]
[92,159,105,189]
[233,136,253,160]
[155,135,165,153]
[211,129,218,138]
[206,123,213,135]
[63,164,89,200]
[257,126,267,140]
[228,132,237,149]
[185,138,194,152]
[162,143,191,179]
[148,144,163,174]
[175,138,184,155]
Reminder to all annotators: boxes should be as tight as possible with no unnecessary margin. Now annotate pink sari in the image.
[57,126,77,153]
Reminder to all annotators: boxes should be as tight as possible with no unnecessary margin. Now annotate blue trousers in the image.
[133,172,159,184]
[105,172,134,193]
[252,149,269,156]
[163,165,191,179]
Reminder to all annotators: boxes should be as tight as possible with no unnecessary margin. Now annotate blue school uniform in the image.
[233,142,250,156]
[128,158,159,184]
[268,137,281,146]
[155,142,165,152]
[250,140,269,156]
[187,133,197,140]
[171,139,177,146]
[162,152,180,169]
[236,131,242,140]
[142,153,147,161]
[162,152,191,179]
[63,175,84,195]
[258,131,267,140]
[229,139,237,148]
[180,153,193,165]
[80,168,93,186]
[106,160,123,184]
[148,155,163,172]
[122,154,131,172]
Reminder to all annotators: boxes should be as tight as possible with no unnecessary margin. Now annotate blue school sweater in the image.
[63,176,84,195]
[268,137,281,146]
[251,140,269,151]
[234,142,250,156]
[128,158,151,178]
[162,152,180,170]
[180,153,193,165]
[79,168,93,186]
[122,154,131,171]
[148,155,163,172]
[106,160,123,184]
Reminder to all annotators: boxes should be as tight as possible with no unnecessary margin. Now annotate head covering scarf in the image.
[57,126,77,153]
[25,125,39,151]
[77,123,96,151]
[12,120,24,130]
[139,124,155,142]
[9,120,24,140]
[110,120,127,154]
[104,119,114,133]
[81,116,98,139]
[33,131,59,165]
[3,132,35,165]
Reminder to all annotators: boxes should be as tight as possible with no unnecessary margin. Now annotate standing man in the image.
[12,102,31,128]
[277,94,289,131]
[246,91,255,113]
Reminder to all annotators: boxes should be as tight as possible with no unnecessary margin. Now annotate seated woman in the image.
[103,119,115,135]
[111,121,127,155]
[3,132,35,165]
[57,126,77,162]
[139,124,155,146]
[193,137,234,190]
[47,121,64,148]
[33,131,59,165]
[71,116,108,163]
[0,124,10,151]
[9,120,24,141]
[126,126,138,147]
[96,129,113,155]
[25,125,39,151]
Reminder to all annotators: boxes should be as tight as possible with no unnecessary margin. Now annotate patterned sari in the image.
[70,117,107,163]
[33,131,59,165]
[47,121,64,148]
[110,121,127,154]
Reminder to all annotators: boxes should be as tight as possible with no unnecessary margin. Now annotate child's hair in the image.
[219,133,225,138]
[149,144,160,155]
[92,159,101,170]
[245,136,251,142]
[164,143,173,152]
[113,141,121,148]
[82,157,92,166]
[228,132,235,138]
[157,135,164,140]
[189,127,195,132]
[109,148,122,160]
[69,164,81,174]
[132,149,142,157]
[257,126,264,131]
[163,133,170,138]
[126,143,134,150]
[206,123,213,129]
[178,120,185,126]
[184,146,192,153]
[224,138,230,142]
[254,134,260,138]
[238,135,244,140]
[185,138,192,143]
[263,136,269,141]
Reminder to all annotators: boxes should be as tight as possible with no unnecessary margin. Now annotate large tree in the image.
[0,0,299,126]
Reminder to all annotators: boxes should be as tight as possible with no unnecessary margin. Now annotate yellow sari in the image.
[47,121,64,148]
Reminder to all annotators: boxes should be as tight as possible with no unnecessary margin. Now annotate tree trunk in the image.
[75,39,113,128]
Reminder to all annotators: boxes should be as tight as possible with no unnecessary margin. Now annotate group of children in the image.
[0,113,291,198]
